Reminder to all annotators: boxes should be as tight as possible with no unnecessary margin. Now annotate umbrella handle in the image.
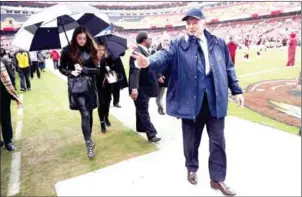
[61,24,70,45]
[58,17,70,46]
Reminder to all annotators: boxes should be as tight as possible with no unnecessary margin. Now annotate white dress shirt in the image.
[138,44,150,55]
[185,34,211,75]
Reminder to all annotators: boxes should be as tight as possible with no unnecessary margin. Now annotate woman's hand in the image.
[71,70,80,77]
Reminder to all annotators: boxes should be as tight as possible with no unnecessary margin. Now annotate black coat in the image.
[96,56,128,89]
[113,57,128,90]
[151,47,170,88]
[59,46,100,111]
[129,46,159,97]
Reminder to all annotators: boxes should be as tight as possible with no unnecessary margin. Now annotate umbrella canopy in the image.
[95,33,127,60]
[12,3,110,51]
[22,3,109,28]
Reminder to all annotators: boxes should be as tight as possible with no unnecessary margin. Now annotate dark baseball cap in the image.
[182,8,205,21]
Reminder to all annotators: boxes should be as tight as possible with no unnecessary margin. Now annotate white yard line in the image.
[17,108,23,116]
[7,94,24,196]
[7,152,22,196]
[19,94,23,102]
[238,66,297,78]
[247,79,294,92]
[271,84,295,90]
[17,94,24,116]
[15,121,23,141]
[16,94,24,140]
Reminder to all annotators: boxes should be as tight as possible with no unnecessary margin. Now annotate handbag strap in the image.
[102,77,107,88]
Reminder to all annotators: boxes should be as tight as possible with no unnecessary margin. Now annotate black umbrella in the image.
[12,4,110,51]
[95,34,127,60]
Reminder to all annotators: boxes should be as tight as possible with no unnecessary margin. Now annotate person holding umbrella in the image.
[95,43,127,133]
[59,26,100,159]
[94,32,128,109]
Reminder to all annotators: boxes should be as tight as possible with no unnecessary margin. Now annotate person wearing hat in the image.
[131,8,244,196]
[129,31,161,143]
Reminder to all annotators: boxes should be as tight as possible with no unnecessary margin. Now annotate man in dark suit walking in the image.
[129,31,161,143]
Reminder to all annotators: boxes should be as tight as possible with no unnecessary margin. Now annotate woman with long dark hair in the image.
[59,26,100,159]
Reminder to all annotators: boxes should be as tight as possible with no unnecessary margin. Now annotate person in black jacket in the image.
[96,44,114,133]
[129,31,161,143]
[96,45,128,133]
[59,26,100,159]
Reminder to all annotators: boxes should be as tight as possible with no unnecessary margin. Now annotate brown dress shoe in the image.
[187,171,198,185]
[210,181,236,196]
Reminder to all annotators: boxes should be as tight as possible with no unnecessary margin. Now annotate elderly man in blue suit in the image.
[131,8,244,196]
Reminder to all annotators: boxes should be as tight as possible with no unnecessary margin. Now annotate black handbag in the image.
[68,75,90,94]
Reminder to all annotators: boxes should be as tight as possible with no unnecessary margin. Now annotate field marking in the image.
[256,89,265,92]
[17,108,23,116]
[17,94,24,116]
[19,94,23,102]
[248,79,295,93]
[238,66,297,78]
[15,121,23,141]
[7,152,21,196]
[272,84,295,91]
[7,94,24,196]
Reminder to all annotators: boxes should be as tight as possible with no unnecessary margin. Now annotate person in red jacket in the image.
[227,36,237,65]
[50,49,60,70]
[286,32,297,67]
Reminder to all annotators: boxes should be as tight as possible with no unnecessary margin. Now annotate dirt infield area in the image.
[244,79,301,128]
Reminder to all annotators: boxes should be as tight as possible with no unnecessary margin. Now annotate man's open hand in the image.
[131,52,149,68]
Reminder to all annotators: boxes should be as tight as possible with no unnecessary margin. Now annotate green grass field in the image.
[121,47,301,134]
[1,72,157,196]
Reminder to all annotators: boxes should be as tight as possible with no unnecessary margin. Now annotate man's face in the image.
[185,17,205,36]
[161,35,170,49]
[144,37,152,49]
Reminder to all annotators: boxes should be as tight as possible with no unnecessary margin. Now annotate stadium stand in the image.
[0,1,301,50]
